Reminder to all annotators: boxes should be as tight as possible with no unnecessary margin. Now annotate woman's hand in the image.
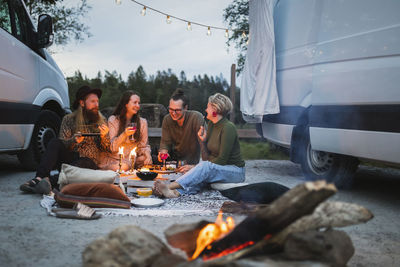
[98,124,109,137]
[198,126,207,142]
[177,164,194,174]
[124,127,136,138]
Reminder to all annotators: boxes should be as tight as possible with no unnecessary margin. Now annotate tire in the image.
[18,110,61,170]
[298,126,359,189]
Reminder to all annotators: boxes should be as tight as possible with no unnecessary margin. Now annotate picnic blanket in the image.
[40,189,229,217]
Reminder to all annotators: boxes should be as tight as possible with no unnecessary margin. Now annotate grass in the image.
[240,140,289,160]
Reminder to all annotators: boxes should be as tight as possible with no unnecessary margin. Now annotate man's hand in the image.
[158,150,169,162]
[177,164,194,174]
[98,124,109,137]
[198,126,207,142]
[74,132,84,144]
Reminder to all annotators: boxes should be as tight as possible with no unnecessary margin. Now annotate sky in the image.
[52,0,239,83]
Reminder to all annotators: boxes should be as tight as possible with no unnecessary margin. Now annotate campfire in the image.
[83,181,374,267]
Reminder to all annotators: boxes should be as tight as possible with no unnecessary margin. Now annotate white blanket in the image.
[240,0,280,123]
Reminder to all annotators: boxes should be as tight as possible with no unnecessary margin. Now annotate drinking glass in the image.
[127,122,137,141]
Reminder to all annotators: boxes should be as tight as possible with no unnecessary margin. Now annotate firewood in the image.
[201,181,337,257]
[164,220,211,257]
[213,201,373,263]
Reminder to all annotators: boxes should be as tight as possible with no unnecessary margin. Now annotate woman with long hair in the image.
[154,93,245,198]
[100,91,152,171]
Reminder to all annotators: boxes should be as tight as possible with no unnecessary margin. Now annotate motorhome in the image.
[249,0,400,188]
[0,0,69,169]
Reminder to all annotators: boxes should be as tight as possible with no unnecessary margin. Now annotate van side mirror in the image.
[37,14,53,48]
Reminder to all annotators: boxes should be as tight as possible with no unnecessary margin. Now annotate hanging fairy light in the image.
[140,6,146,16]
[115,0,122,5]
[207,26,211,36]
[166,15,172,24]
[246,33,250,45]
[124,0,247,39]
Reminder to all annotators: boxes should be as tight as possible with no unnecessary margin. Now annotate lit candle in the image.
[117,146,124,173]
[129,147,137,173]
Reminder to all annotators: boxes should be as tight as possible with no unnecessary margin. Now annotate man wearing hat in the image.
[19,85,111,194]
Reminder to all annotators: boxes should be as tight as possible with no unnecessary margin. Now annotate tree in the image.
[24,0,92,47]
[223,0,249,74]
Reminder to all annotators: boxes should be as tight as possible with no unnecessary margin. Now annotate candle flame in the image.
[118,147,124,156]
[130,147,137,158]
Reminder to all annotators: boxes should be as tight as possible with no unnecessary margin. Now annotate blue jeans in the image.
[176,161,245,195]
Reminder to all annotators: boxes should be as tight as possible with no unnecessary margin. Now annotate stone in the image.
[82,225,185,267]
[283,228,354,266]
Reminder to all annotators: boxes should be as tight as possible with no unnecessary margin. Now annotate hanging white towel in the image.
[240,0,280,123]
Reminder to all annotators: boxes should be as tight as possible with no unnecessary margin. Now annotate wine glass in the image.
[160,152,169,168]
[127,122,137,141]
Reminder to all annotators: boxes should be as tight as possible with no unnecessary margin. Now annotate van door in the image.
[0,0,40,151]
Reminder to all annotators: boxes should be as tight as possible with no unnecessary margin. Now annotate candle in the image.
[129,147,137,173]
[117,146,124,173]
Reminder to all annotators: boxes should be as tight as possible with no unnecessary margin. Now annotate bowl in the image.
[136,171,158,180]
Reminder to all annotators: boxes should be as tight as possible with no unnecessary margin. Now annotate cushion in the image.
[58,164,119,189]
[220,182,290,204]
[54,183,131,209]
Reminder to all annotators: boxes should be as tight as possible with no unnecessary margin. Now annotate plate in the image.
[131,198,165,208]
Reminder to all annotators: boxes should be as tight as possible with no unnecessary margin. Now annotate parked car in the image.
[249,0,400,188]
[0,0,70,169]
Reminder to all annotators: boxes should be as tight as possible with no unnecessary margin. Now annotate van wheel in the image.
[17,110,61,170]
[298,126,359,189]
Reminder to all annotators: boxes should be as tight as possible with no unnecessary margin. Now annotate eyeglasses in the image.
[168,107,183,114]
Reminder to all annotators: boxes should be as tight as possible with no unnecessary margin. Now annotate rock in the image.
[82,225,185,267]
[283,229,354,266]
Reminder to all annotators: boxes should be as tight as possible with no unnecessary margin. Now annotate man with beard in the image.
[158,88,204,173]
[19,86,110,194]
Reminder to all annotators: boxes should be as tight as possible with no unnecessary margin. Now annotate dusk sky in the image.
[52,0,239,83]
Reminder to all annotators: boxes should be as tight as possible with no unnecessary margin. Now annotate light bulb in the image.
[242,31,246,38]
[187,22,192,31]
[207,26,211,36]
[166,15,172,24]
[141,6,146,16]
[225,29,229,38]
[115,0,121,5]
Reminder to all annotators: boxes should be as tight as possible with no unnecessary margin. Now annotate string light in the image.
[166,15,172,24]
[140,6,146,16]
[125,0,248,38]
[115,0,122,5]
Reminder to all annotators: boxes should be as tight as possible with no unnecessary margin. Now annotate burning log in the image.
[200,181,337,259]
[210,201,373,263]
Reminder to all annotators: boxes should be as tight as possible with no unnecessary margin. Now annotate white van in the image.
[252,0,400,188]
[0,0,69,169]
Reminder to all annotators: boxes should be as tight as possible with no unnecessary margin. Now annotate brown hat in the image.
[72,85,102,109]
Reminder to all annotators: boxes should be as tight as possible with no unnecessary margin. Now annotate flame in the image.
[118,146,124,156]
[129,147,137,158]
[202,241,254,261]
[140,167,150,172]
[190,211,235,260]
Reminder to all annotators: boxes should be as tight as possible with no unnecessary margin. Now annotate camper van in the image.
[0,0,69,169]
[255,0,400,188]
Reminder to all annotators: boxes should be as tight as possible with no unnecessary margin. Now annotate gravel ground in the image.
[0,155,399,267]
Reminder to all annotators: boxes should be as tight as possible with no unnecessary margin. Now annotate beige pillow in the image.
[58,164,119,189]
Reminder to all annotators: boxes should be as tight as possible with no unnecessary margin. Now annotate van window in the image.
[10,0,30,45]
[0,0,12,33]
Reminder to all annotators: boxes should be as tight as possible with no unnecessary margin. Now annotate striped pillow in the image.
[54,184,131,209]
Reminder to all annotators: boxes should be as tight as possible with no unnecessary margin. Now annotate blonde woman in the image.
[154,93,245,197]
